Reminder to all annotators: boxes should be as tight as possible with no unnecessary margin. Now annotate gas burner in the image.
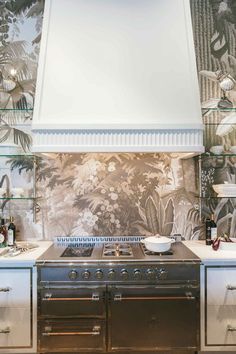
[61,243,95,257]
[103,243,133,258]
[141,243,173,256]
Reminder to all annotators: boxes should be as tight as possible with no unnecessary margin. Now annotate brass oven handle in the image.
[0,287,11,292]
[227,285,236,291]
[42,294,100,301]
[42,326,101,336]
[0,327,10,334]
[113,294,196,301]
[227,325,236,332]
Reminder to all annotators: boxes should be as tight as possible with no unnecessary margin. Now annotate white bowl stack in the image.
[213,184,236,197]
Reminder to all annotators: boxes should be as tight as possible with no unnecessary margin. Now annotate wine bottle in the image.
[7,216,16,246]
[205,217,212,245]
[210,214,217,240]
[0,219,7,248]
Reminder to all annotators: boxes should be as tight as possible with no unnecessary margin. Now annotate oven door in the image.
[39,286,105,318]
[108,285,199,352]
[38,319,106,353]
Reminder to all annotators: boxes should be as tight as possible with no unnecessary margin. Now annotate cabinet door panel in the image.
[0,269,31,308]
[207,305,236,345]
[0,308,31,348]
[207,267,236,305]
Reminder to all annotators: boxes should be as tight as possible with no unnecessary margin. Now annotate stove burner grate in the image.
[61,243,95,257]
[102,243,133,257]
[141,243,173,256]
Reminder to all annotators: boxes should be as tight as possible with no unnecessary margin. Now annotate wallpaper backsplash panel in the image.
[35,153,199,239]
[1,0,236,240]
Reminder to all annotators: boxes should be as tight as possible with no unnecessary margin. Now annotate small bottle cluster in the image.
[0,217,16,247]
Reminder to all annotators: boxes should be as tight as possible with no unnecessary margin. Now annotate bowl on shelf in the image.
[210,145,224,155]
[213,184,236,197]
[11,188,24,198]
[230,146,236,154]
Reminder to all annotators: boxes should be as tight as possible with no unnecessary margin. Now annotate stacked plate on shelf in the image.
[213,184,236,197]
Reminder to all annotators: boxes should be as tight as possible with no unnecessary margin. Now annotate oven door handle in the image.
[113,293,196,301]
[42,293,100,301]
[42,326,101,336]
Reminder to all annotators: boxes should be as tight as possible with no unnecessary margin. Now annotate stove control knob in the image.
[95,269,103,280]
[68,270,78,280]
[108,269,116,280]
[82,270,90,280]
[146,269,155,280]
[120,269,129,280]
[158,268,168,280]
[133,269,142,280]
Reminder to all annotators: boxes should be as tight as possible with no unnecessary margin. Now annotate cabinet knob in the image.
[227,285,236,290]
[0,327,10,334]
[227,325,236,332]
[0,287,11,292]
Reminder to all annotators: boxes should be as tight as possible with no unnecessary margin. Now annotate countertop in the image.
[184,240,236,263]
[0,241,52,265]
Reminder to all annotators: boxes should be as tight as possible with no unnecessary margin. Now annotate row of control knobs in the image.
[68,268,168,280]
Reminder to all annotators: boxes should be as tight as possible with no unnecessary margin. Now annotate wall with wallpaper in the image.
[1,0,235,240]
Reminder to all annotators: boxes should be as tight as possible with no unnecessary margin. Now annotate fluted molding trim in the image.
[32,129,204,153]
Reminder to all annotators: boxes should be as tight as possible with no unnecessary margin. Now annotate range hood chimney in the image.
[32,0,204,153]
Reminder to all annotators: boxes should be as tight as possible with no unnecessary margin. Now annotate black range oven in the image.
[36,240,200,353]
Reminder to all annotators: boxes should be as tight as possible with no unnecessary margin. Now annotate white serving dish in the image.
[213,184,236,196]
[216,113,236,137]
[210,145,224,155]
[219,238,236,251]
[141,236,175,253]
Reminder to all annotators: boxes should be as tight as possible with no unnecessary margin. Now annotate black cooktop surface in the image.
[61,243,95,257]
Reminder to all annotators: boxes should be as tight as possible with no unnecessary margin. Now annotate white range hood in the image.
[32,0,204,153]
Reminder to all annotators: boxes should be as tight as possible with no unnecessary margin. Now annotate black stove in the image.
[37,237,200,353]
[61,243,95,257]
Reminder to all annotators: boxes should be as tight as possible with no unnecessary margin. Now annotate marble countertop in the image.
[0,241,52,265]
[183,240,236,263]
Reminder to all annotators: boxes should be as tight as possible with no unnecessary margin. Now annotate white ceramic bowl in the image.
[210,145,224,155]
[141,236,175,253]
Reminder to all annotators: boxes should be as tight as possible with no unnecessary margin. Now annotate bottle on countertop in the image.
[0,218,7,248]
[205,217,212,245]
[7,216,16,246]
[210,213,217,240]
[205,214,217,246]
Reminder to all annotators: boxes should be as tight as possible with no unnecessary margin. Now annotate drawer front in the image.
[207,267,236,305]
[207,305,236,345]
[38,319,105,352]
[0,268,31,308]
[0,308,31,348]
[39,287,105,318]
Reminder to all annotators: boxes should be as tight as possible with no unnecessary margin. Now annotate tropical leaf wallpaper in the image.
[1,0,236,240]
